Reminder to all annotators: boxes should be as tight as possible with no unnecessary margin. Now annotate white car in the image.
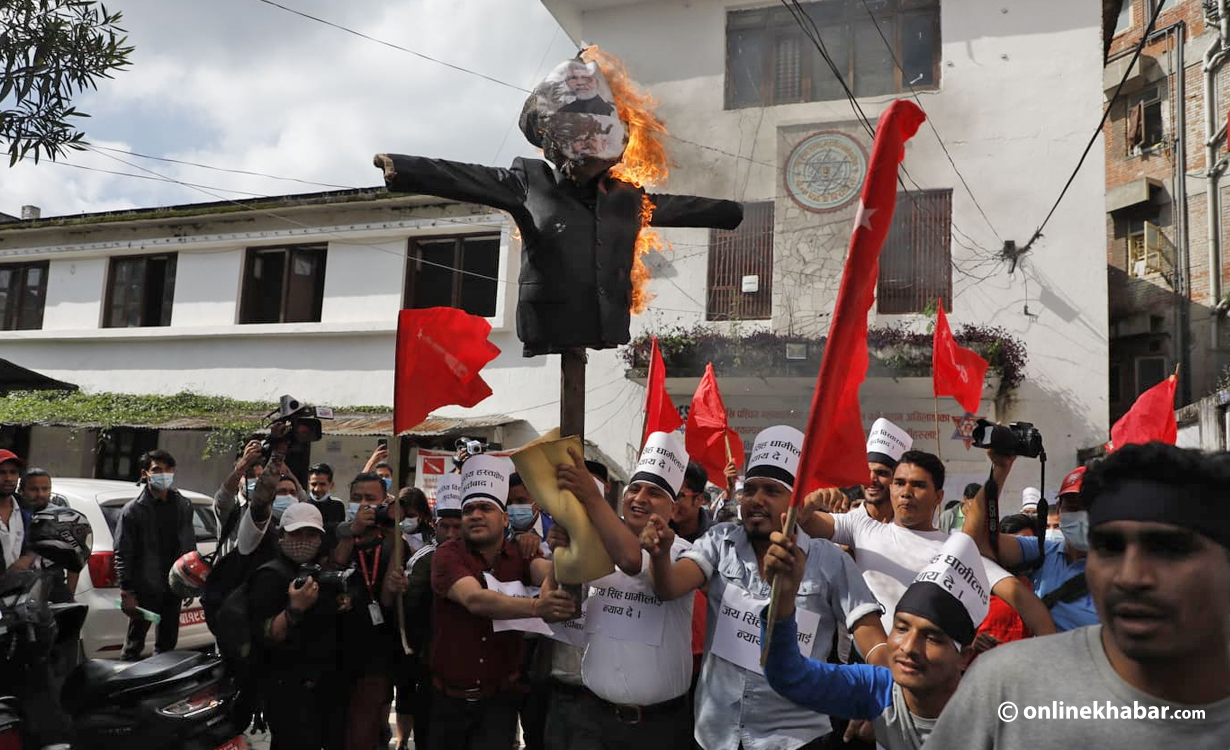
[47,478,219,660]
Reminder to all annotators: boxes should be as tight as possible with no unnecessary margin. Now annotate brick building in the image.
[1103,0,1230,421]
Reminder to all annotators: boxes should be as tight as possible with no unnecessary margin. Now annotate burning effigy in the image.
[374,47,743,357]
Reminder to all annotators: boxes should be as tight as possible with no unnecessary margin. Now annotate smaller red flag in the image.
[685,363,745,486]
[932,302,989,415]
[394,308,501,435]
[643,337,683,445]
[1109,374,1177,451]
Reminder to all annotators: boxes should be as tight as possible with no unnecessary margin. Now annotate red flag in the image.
[686,363,745,486]
[1109,374,1178,451]
[932,301,989,415]
[793,101,927,503]
[643,336,683,444]
[394,307,501,435]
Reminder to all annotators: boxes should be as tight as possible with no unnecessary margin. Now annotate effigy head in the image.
[519,57,628,183]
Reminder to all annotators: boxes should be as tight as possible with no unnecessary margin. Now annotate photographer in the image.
[963,462,1098,632]
[333,471,407,750]
[213,431,293,559]
[248,502,347,750]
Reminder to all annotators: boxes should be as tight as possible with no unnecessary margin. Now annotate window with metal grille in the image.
[0,262,49,331]
[877,189,952,314]
[726,0,940,109]
[404,234,500,318]
[94,428,159,482]
[239,244,328,324]
[707,202,773,321]
[104,253,177,328]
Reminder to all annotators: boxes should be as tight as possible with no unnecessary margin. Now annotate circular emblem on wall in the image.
[784,131,869,213]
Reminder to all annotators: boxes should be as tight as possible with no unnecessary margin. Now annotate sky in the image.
[2,0,577,218]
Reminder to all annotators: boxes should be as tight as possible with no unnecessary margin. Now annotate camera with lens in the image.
[372,502,398,528]
[263,394,334,452]
[452,437,486,470]
[293,564,354,597]
[970,420,1044,459]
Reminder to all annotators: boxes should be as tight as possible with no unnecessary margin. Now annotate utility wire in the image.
[252,0,529,93]
[90,145,361,191]
[854,0,1003,243]
[1021,0,1165,253]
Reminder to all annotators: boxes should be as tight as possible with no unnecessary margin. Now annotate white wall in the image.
[554,0,1110,472]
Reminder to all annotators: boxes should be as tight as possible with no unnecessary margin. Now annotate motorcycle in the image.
[62,649,250,750]
[0,570,85,750]
[0,571,250,750]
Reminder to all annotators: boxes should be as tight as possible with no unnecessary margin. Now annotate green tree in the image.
[1,0,133,166]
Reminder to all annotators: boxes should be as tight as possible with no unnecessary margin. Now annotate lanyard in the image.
[357,544,382,597]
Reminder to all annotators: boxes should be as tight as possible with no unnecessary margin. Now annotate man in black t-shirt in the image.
[248,502,346,750]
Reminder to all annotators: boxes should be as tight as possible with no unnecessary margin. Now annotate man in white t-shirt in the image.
[547,432,694,750]
[641,426,888,750]
[799,449,1056,637]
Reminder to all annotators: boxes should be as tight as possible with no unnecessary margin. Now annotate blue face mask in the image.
[244,479,259,497]
[381,477,393,493]
[273,495,295,516]
[507,505,537,532]
[347,502,361,521]
[1060,511,1089,552]
[1044,528,1065,544]
[400,517,420,535]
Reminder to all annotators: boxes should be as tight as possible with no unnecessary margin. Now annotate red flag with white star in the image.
[932,301,989,415]
[793,101,927,503]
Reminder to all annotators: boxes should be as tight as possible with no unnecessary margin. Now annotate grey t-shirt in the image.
[928,625,1230,747]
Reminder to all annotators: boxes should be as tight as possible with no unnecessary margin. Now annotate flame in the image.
[584,46,670,315]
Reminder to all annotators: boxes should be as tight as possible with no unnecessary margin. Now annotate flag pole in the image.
[391,477,412,655]
[933,397,943,460]
[760,503,798,668]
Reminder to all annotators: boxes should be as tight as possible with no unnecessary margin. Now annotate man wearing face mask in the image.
[977,464,1098,632]
[114,449,196,660]
[249,502,347,750]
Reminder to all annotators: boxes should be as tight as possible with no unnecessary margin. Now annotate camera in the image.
[455,437,484,457]
[372,502,398,528]
[293,564,354,597]
[970,420,1044,459]
[264,394,334,451]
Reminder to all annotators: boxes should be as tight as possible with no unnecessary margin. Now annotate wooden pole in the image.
[392,487,412,655]
[933,397,943,461]
[561,349,587,442]
[560,347,587,604]
[723,432,737,501]
[760,503,798,668]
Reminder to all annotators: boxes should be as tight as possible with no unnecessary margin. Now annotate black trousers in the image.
[412,671,433,750]
[551,691,692,750]
[263,673,345,750]
[428,689,519,750]
[121,591,182,660]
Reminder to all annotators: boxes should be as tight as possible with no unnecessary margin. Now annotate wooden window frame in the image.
[239,244,328,325]
[725,0,941,109]
[707,202,774,321]
[103,252,178,328]
[403,233,501,317]
[0,261,49,331]
[94,428,160,482]
[876,188,953,314]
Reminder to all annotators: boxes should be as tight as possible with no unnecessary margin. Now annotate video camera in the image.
[263,394,334,451]
[373,502,398,528]
[293,564,354,598]
[970,420,1044,459]
[452,436,486,470]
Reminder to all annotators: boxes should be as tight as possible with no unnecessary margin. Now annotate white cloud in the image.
[2,0,573,217]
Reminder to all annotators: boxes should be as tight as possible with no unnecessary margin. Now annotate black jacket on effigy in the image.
[381,155,744,356]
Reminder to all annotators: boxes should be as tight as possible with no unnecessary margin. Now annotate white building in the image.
[540,0,1110,501]
[0,0,1110,507]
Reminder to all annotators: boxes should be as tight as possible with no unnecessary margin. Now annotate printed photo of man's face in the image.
[565,64,598,100]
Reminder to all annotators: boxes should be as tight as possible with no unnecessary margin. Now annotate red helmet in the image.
[168,550,212,599]
[1059,466,1086,497]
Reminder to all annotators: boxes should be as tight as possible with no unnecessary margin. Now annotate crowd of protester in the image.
[1,412,1228,750]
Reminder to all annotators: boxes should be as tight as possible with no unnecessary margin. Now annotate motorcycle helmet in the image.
[28,506,92,573]
[168,550,212,599]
